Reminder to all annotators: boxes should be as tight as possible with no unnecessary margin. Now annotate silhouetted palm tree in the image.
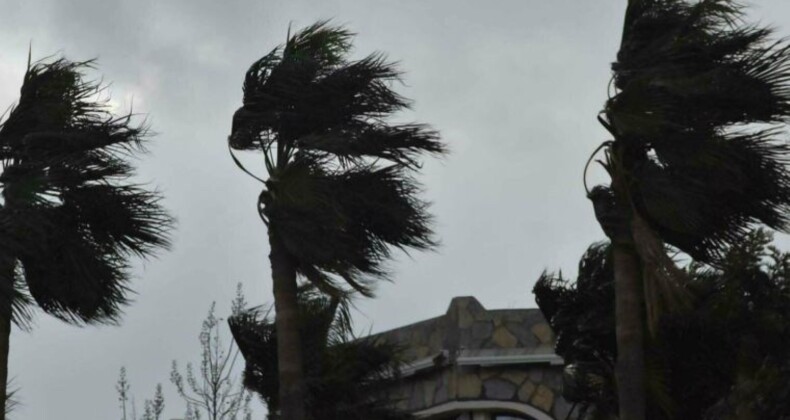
[534,231,790,419]
[228,21,444,419]
[589,1,790,418]
[534,243,617,419]
[229,286,410,420]
[0,57,171,415]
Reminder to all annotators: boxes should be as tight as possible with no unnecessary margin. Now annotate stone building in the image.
[372,296,571,420]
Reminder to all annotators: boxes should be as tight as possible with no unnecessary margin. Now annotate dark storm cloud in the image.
[2,1,790,418]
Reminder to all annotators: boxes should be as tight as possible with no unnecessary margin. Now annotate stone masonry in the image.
[372,297,572,420]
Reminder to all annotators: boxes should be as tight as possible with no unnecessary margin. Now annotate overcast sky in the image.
[2,1,790,419]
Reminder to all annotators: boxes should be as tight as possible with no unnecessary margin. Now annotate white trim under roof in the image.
[399,351,448,377]
[457,352,564,367]
[414,400,554,420]
[398,349,564,377]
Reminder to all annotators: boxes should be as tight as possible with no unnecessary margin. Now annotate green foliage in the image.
[534,230,790,419]
[0,57,172,326]
[598,0,790,264]
[534,243,617,419]
[228,286,410,420]
[229,21,445,297]
[704,358,790,419]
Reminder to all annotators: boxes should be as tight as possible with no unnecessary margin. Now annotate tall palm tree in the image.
[228,22,445,419]
[229,286,410,420]
[589,1,790,418]
[0,57,171,416]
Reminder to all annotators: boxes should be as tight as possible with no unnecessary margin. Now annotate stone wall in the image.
[372,297,572,420]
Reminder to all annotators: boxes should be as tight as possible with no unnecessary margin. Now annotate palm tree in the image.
[228,21,444,419]
[534,231,790,419]
[588,1,790,418]
[534,243,617,419]
[0,57,171,415]
[228,285,410,420]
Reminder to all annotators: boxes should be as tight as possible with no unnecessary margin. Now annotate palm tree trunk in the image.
[0,254,13,420]
[0,315,8,420]
[612,239,645,420]
[268,234,307,420]
[610,161,646,420]
[590,171,646,419]
[603,5,647,419]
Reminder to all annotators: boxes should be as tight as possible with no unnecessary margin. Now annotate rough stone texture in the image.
[459,328,475,349]
[531,385,555,413]
[480,368,499,380]
[422,379,435,408]
[408,381,423,409]
[500,369,528,386]
[532,322,554,344]
[457,373,482,399]
[529,367,545,383]
[458,307,475,328]
[429,328,443,350]
[414,345,431,359]
[371,297,568,418]
[505,321,533,347]
[483,378,517,400]
[518,381,537,401]
[472,320,494,340]
[434,374,448,404]
[374,298,556,357]
[543,366,563,389]
[492,325,519,348]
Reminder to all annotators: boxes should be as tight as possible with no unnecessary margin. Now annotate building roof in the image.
[372,296,562,376]
[370,297,570,419]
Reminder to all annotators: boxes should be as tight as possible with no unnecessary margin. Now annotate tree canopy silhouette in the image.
[0,57,172,416]
[229,21,444,419]
[534,231,790,419]
[588,2,790,417]
[229,286,410,420]
[602,0,790,262]
[230,21,444,297]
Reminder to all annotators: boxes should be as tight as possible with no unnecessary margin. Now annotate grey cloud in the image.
[2,1,790,418]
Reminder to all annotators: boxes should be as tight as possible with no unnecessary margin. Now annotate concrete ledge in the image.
[414,400,554,420]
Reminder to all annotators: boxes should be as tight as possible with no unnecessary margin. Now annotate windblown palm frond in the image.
[534,242,618,418]
[601,0,790,263]
[229,21,445,297]
[0,58,172,326]
[536,231,790,419]
[4,380,19,416]
[228,286,410,420]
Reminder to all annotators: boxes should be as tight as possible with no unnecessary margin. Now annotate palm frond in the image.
[264,159,437,297]
[605,0,790,263]
[4,378,21,416]
[284,20,354,70]
[0,57,172,326]
[228,285,410,419]
[538,230,790,418]
[533,242,618,417]
[230,22,444,297]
